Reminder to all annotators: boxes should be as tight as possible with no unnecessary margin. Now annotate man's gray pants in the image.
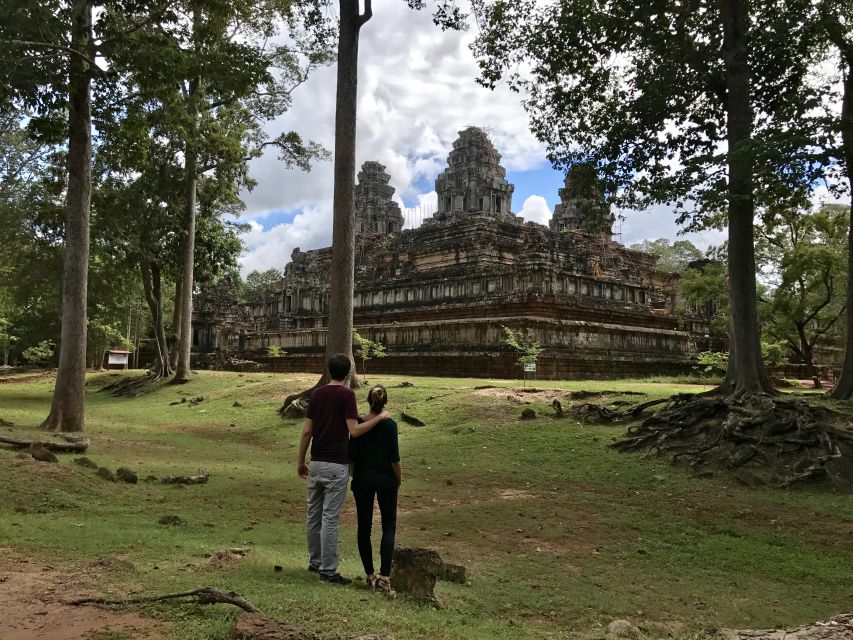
[306,460,350,576]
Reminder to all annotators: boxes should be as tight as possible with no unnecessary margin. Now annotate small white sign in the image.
[523,363,536,373]
[108,353,129,365]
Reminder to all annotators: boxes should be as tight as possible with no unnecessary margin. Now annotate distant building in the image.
[192,127,705,379]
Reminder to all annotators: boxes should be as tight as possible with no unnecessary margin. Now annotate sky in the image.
[237,2,731,276]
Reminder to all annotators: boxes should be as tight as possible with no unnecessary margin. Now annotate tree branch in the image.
[3,40,106,77]
[358,0,373,27]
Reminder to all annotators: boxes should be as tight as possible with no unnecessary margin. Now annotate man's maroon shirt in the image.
[306,384,358,464]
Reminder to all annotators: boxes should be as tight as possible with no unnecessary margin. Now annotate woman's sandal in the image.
[373,575,396,597]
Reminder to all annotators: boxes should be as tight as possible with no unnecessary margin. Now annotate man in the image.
[297,353,388,584]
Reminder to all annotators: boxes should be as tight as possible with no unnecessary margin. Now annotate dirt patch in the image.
[198,547,251,571]
[0,371,52,385]
[4,454,74,477]
[473,387,565,404]
[0,549,165,640]
[497,488,537,500]
[183,424,275,448]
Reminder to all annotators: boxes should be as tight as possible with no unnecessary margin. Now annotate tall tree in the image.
[323,0,373,384]
[757,205,847,379]
[1,1,98,431]
[473,0,825,396]
[629,238,704,273]
[819,2,853,399]
[101,0,332,384]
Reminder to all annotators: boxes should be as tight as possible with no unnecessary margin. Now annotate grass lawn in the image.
[1,371,851,639]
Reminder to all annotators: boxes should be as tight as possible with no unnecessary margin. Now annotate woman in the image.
[350,384,401,595]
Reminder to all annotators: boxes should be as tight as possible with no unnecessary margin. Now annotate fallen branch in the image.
[162,472,209,485]
[0,435,89,453]
[70,586,258,612]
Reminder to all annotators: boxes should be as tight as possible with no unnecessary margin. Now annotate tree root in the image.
[99,372,168,398]
[0,434,89,453]
[162,472,209,485]
[570,395,690,423]
[69,586,259,612]
[611,392,853,488]
[279,388,313,418]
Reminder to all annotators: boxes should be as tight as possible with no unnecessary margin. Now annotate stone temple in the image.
[192,127,706,379]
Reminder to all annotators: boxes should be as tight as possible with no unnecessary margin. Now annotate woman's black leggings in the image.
[352,483,398,576]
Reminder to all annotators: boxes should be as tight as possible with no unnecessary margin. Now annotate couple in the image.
[296,353,401,594]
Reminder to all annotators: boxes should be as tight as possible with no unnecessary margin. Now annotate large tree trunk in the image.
[174,22,201,384]
[831,45,853,399]
[141,260,172,379]
[796,323,818,380]
[169,275,182,370]
[322,0,372,386]
[42,0,92,432]
[718,0,773,396]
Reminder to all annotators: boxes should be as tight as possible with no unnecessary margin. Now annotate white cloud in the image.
[401,191,438,230]
[517,195,552,226]
[240,204,333,275]
[237,5,548,273]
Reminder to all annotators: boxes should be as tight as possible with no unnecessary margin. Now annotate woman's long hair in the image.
[367,384,388,414]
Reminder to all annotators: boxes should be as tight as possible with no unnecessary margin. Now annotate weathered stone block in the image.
[391,547,442,600]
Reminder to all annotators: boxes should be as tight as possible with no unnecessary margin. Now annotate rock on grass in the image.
[30,443,58,463]
[116,467,138,484]
[96,467,116,482]
[607,620,641,639]
[74,456,98,469]
[228,612,319,639]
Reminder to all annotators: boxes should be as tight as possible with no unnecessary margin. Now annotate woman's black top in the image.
[349,417,400,489]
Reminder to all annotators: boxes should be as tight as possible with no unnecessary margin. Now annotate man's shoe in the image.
[308,565,320,573]
[320,573,352,585]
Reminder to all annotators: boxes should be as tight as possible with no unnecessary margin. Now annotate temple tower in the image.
[550,164,614,234]
[355,161,404,234]
[434,127,514,219]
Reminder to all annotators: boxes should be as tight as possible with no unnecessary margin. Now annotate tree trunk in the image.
[718,0,772,396]
[169,275,182,370]
[174,17,202,384]
[41,0,92,432]
[141,260,172,378]
[796,323,818,379]
[831,47,853,399]
[323,0,372,386]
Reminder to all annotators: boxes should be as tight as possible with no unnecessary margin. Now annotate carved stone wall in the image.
[355,161,403,234]
[192,128,711,379]
[434,127,514,218]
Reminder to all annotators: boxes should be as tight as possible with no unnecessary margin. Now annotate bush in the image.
[694,351,728,378]
[266,346,285,357]
[761,341,787,367]
[22,340,56,366]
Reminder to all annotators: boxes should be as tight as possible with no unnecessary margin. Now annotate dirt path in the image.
[0,548,165,640]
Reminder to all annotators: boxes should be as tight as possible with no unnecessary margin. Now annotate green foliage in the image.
[761,341,787,367]
[679,261,729,334]
[756,204,848,369]
[21,340,55,366]
[472,0,829,225]
[694,351,729,379]
[501,325,543,366]
[696,345,788,378]
[352,329,387,376]
[245,269,283,300]
[266,345,285,357]
[630,238,704,273]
